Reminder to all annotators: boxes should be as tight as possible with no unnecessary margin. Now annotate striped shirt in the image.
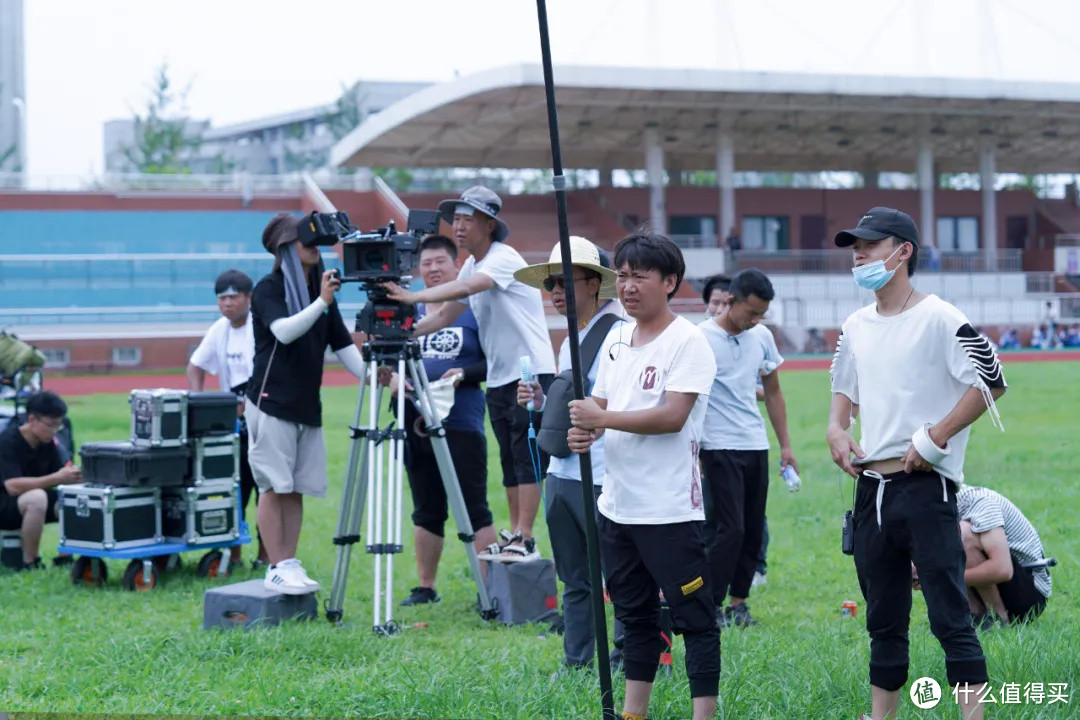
[957,486,1051,598]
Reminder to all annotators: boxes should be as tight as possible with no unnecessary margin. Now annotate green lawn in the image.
[1,363,1076,719]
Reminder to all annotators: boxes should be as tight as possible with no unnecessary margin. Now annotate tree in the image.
[122,64,203,174]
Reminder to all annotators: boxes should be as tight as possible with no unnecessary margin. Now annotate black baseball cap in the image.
[834,207,920,247]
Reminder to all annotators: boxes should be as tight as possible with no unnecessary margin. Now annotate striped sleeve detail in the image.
[955,324,1006,388]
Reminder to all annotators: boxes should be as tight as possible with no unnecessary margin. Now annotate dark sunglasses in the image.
[543,275,591,291]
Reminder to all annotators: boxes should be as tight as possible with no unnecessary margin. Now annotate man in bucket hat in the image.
[515,236,626,675]
[383,186,556,559]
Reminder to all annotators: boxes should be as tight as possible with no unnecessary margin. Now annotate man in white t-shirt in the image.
[698,268,797,629]
[826,207,1006,720]
[187,269,266,566]
[383,186,556,558]
[568,232,718,720]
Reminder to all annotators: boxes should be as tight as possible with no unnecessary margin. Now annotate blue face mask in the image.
[852,245,903,291]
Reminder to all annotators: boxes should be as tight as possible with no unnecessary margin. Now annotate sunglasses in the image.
[543,275,592,291]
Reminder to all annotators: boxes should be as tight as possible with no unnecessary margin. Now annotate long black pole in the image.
[534,3,616,718]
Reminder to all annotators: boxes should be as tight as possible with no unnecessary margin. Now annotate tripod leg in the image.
[408,358,497,618]
[369,365,386,632]
[326,366,375,623]
[382,353,409,632]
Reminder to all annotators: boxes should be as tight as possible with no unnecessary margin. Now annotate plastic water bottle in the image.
[780,463,802,492]
[520,355,535,411]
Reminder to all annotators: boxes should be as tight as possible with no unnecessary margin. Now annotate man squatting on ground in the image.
[515,236,626,673]
[378,234,497,607]
[826,207,1006,720]
[0,391,81,569]
[914,484,1051,629]
[698,269,796,629]
[186,268,268,567]
[384,186,556,559]
[567,232,719,720]
[246,213,366,595]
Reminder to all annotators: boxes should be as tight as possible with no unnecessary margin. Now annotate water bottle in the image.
[780,463,802,492]
[520,355,535,411]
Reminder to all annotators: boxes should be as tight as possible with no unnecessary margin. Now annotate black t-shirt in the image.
[0,422,62,502]
[245,270,354,427]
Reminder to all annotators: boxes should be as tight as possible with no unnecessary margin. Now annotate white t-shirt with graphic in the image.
[592,315,716,524]
[830,294,1007,487]
[454,241,556,387]
[189,314,255,391]
[698,319,783,451]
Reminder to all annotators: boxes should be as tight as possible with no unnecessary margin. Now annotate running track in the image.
[46,351,1080,397]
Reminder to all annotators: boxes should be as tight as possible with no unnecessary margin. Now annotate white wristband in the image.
[912,424,950,466]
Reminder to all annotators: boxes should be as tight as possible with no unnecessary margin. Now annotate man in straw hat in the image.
[515,236,626,675]
[382,186,556,559]
[246,213,367,595]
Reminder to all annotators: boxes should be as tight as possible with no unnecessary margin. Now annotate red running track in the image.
[43,350,1080,397]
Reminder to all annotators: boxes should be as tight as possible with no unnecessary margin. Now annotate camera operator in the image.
[382,186,556,559]
[377,235,496,607]
[186,269,267,569]
[246,213,366,595]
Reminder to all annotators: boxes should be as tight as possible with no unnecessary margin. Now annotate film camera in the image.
[297,209,441,339]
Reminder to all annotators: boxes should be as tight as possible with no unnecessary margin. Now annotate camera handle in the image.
[324,339,497,632]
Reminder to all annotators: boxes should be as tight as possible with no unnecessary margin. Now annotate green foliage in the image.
[1,363,1076,718]
[121,64,203,174]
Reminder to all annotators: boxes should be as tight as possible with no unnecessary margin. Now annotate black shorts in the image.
[404,426,492,538]
[998,553,1048,622]
[0,487,59,531]
[486,376,553,488]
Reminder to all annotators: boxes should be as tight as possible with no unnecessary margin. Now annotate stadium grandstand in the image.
[3,63,1080,371]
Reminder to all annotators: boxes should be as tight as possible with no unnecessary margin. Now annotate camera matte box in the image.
[161,479,239,545]
[131,389,188,447]
[483,558,558,625]
[80,441,191,488]
[190,434,239,486]
[58,484,162,551]
[187,391,238,437]
[203,579,318,630]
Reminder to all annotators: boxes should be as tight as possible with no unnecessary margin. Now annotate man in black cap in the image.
[826,207,1006,720]
[383,186,556,559]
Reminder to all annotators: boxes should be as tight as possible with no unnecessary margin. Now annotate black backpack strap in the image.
[577,313,623,373]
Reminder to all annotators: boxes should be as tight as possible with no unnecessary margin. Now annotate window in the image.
[112,346,142,367]
[41,348,70,369]
[742,216,789,252]
[936,217,979,253]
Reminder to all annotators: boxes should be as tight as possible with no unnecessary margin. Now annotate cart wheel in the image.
[197,550,230,578]
[152,554,183,573]
[121,559,158,592]
[71,556,108,586]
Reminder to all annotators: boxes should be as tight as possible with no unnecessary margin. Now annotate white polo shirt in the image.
[455,241,556,387]
[593,316,716,524]
[189,314,255,391]
[830,294,1006,487]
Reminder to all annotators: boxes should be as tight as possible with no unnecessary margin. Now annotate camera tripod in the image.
[324,337,497,633]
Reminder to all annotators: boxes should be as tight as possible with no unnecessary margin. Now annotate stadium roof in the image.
[331,64,1080,174]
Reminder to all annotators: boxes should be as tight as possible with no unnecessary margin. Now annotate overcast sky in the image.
[22,0,1080,176]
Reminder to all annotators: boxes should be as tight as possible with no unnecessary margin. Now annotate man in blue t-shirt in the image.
[381,235,495,606]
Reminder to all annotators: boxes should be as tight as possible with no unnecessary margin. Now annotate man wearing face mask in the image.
[826,207,1007,720]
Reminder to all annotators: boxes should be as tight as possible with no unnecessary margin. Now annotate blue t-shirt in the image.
[416,304,486,434]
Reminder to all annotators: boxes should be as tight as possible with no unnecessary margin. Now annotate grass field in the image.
[0,363,1076,719]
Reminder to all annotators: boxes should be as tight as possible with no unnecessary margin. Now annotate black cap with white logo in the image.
[834,206,920,247]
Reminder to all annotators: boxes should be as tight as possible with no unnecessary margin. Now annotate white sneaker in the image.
[264,563,312,595]
[751,571,767,587]
[280,558,321,589]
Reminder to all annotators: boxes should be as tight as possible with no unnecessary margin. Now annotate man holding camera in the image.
[187,268,267,568]
[383,186,556,559]
[378,235,497,606]
[0,391,81,569]
[247,213,366,595]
